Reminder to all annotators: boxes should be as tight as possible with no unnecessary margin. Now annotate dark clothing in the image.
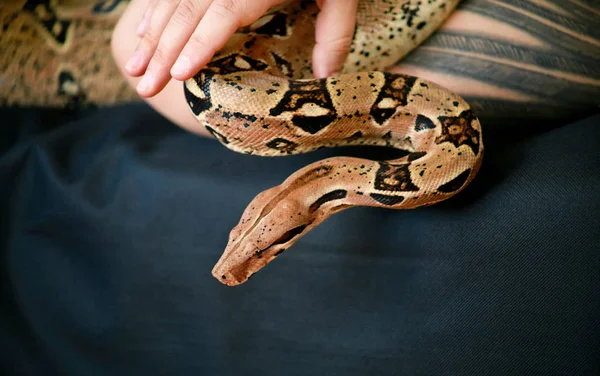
[1,105,599,375]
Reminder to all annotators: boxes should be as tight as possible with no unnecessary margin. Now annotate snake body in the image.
[184,0,484,286]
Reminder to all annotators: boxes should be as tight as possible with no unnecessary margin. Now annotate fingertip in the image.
[312,65,327,80]
[313,0,357,78]
[312,45,344,79]
[175,47,214,80]
[136,71,156,97]
[313,66,342,79]
[136,23,146,37]
[137,0,156,37]
[316,61,343,79]
[136,15,148,37]
[311,46,326,78]
[125,50,144,76]
[170,54,191,80]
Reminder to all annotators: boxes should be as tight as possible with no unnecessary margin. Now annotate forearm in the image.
[392,0,600,121]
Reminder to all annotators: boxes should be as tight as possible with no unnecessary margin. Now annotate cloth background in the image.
[1,105,599,375]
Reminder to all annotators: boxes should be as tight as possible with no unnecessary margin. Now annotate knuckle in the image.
[189,29,211,49]
[173,0,199,25]
[151,46,170,65]
[141,27,160,47]
[324,35,354,53]
[210,0,241,18]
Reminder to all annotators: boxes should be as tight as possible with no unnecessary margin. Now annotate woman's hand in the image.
[125,0,358,98]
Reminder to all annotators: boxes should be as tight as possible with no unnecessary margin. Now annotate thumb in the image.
[312,0,358,79]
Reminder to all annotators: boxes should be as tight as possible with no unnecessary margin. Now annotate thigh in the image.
[110,0,210,137]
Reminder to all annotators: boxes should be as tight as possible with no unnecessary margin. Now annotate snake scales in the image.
[2,0,483,286]
[183,0,484,286]
[1,0,137,107]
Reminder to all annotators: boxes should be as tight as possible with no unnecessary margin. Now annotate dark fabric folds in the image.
[1,105,599,375]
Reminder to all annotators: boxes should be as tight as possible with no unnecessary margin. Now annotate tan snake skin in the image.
[184,0,484,286]
[1,0,137,107]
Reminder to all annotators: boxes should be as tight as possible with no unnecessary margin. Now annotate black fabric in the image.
[1,105,599,375]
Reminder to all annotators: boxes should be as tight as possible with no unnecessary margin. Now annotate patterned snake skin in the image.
[1,0,484,286]
[182,0,484,286]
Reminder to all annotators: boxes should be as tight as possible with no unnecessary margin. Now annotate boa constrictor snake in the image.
[183,0,484,286]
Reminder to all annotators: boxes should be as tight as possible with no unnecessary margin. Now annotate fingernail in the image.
[331,71,342,77]
[137,71,153,92]
[126,51,142,72]
[171,55,189,77]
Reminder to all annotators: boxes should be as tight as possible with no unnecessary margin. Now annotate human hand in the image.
[125,0,358,98]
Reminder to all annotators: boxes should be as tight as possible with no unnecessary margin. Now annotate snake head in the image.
[212,189,311,286]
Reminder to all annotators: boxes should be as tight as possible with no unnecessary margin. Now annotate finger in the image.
[175,0,248,81]
[312,0,358,78]
[136,0,158,37]
[139,0,214,96]
[175,0,285,80]
[125,0,180,78]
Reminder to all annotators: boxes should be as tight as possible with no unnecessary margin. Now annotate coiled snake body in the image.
[184,0,484,286]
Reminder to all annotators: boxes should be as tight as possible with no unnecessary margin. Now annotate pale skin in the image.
[127,0,357,96]
[113,0,360,137]
[111,0,600,137]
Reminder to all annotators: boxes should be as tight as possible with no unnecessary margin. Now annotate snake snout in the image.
[213,268,248,286]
